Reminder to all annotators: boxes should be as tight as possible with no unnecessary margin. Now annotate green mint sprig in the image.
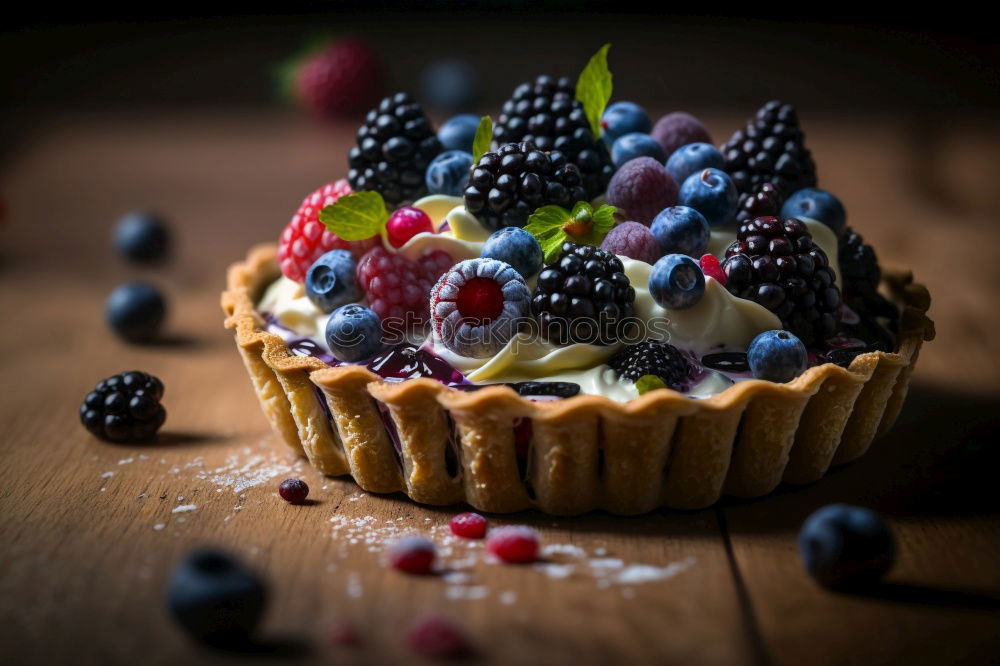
[575,43,613,140]
[318,190,389,241]
[635,375,667,395]
[523,201,617,263]
[472,116,493,163]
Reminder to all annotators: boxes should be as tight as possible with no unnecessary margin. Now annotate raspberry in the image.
[651,111,713,158]
[327,619,363,648]
[278,478,309,504]
[388,536,436,574]
[277,180,379,282]
[487,525,539,563]
[449,512,487,539]
[405,615,471,659]
[699,253,726,285]
[293,39,384,118]
[355,246,454,323]
[600,221,662,265]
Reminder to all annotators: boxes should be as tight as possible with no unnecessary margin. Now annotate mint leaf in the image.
[524,202,619,263]
[524,205,572,263]
[575,43,613,139]
[635,374,667,395]
[472,115,493,163]
[318,191,389,241]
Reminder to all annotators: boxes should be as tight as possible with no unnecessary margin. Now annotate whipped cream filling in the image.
[258,195,841,401]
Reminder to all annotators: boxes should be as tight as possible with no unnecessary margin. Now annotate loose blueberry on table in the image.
[166,549,267,646]
[114,211,170,264]
[799,504,895,588]
[106,282,166,343]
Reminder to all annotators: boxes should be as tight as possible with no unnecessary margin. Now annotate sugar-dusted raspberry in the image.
[699,253,726,285]
[486,525,539,563]
[449,512,487,539]
[277,179,380,282]
[356,246,454,323]
[405,614,471,659]
[388,536,436,575]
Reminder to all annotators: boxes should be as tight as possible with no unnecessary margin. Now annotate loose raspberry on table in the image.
[486,525,540,563]
[449,512,487,539]
[355,246,454,323]
[277,179,380,282]
[388,536,437,575]
[405,614,471,659]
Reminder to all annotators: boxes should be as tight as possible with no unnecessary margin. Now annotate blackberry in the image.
[494,75,614,201]
[839,227,899,324]
[722,100,817,200]
[348,92,443,206]
[609,341,693,391]
[80,371,166,442]
[531,242,636,345]
[722,216,841,345]
[463,141,587,230]
[735,181,783,225]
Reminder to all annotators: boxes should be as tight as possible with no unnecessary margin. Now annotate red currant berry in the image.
[386,207,434,248]
[278,478,309,503]
[699,253,727,286]
[405,614,471,659]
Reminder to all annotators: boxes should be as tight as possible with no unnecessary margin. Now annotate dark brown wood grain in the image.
[0,111,998,665]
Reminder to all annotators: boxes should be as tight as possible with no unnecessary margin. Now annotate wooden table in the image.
[2,110,999,665]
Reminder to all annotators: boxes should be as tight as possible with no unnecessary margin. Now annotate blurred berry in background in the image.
[420,58,481,113]
[282,37,384,119]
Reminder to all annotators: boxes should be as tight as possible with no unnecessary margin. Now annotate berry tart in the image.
[223,46,933,515]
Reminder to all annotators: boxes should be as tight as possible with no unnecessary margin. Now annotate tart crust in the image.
[222,243,935,515]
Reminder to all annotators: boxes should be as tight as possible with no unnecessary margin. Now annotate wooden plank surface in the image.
[1,110,998,665]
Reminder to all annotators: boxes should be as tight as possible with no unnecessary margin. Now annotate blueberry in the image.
[114,212,169,264]
[649,254,705,310]
[305,250,360,314]
[437,114,481,152]
[799,504,894,588]
[420,59,480,111]
[480,227,543,279]
[781,188,847,236]
[425,150,475,197]
[106,282,166,343]
[650,206,710,257]
[665,143,725,188]
[601,101,652,147]
[678,168,738,226]
[611,132,666,169]
[747,329,808,382]
[166,549,267,646]
[325,304,382,362]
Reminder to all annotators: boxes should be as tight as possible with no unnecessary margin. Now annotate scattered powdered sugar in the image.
[171,504,198,514]
[101,471,114,479]
[542,543,587,559]
[153,523,165,531]
[499,590,518,605]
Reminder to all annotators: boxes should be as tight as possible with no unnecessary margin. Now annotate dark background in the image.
[2,7,998,135]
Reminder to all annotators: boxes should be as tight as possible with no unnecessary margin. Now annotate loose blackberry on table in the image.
[463,141,587,231]
[493,75,614,201]
[722,100,817,200]
[348,92,443,206]
[80,371,166,442]
[531,243,636,345]
[609,340,693,391]
[722,216,841,345]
